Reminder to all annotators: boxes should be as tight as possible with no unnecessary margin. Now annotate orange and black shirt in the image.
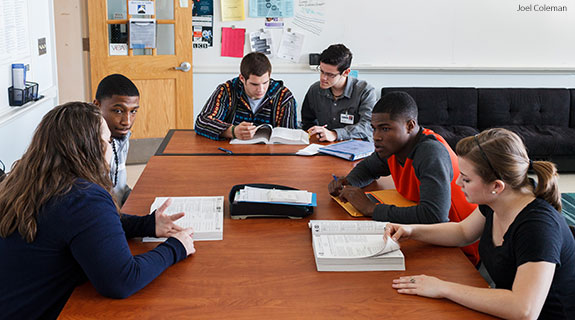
[347,128,480,265]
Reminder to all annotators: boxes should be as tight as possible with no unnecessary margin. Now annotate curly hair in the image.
[0,102,114,242]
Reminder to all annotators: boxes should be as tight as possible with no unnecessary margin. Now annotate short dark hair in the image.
[95,74,139,101]
[240,52,272,79]
[373,91,418,122]
[319,44,353,73]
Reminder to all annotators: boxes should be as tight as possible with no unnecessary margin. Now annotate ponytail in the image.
[532,160,561,212]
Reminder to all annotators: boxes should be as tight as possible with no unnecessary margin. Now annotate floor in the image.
[127,164,575,193]
[126,164,146,188]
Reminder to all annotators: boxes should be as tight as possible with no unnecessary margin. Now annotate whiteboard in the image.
[0,0,58,170]
[0,0,57,114]
[193,0,575,71]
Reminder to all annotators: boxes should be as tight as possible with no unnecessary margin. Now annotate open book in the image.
[333,189,416,217]
[230,124,309,145]
[143,196,224,242]
[309,220,405,271]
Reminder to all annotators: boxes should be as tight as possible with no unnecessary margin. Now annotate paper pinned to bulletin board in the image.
[193,0,214,49]
[248,0,294,18]
[250,30,273,56]
[221,0,245,21]
[277,29,304,62]
[221,27,245,57]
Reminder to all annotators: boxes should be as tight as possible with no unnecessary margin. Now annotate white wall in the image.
[0,96,57,169]
[194,0,575,71]
[0,0,58,170]
[192,0,575,121]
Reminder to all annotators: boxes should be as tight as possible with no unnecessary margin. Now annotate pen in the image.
[218,147,233,155]
[332,174,338,181]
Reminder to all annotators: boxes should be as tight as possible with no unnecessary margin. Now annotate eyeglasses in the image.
[315,65,341,79]
[474,135,502,180]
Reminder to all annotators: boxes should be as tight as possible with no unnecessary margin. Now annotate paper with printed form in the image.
[143,196,224,242]
[309,220,405,271]
[314,234,400,259]
[235,186,313,205]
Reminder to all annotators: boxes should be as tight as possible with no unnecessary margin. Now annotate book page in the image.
[229,124,272,144]
[143,196,224,241]
[313,234,400,259]
[309,220,387,235]
[296,143,322,156]
[269,127,309,145]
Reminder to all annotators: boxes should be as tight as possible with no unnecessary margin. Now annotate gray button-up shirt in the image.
[301,77,376,141]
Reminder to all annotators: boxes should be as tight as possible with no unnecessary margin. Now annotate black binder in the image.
[229,183,314,219]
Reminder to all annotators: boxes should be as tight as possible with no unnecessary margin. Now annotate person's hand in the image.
[328,176,348,196]
[307,125,337,142]
[392,275,446,299]
[155,198,184,238]
[171,228,196,256]
[384,223,412,242]
[234,122,258,140]
[339,185,377,216]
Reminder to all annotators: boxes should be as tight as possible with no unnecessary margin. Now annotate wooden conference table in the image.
[156,129,315,155]
[60,137,494,319]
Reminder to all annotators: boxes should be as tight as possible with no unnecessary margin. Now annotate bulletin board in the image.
[193,0,575,72]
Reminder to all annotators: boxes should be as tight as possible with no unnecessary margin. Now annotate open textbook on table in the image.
[143,196,224,241]
[309,220,405,272]
[230,124,309,145]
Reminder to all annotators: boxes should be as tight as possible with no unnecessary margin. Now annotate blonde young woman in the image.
[0,102,195,319]
[386,128,575,319]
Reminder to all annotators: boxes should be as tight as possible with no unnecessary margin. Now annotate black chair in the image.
[570,225,575,239]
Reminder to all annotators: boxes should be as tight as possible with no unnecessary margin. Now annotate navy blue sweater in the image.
[0,180,187,319]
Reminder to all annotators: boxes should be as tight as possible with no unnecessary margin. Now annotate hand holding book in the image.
[230,124,309,145]
[384,223,414,243]
[309,220,405,271]
[230,122,258,140]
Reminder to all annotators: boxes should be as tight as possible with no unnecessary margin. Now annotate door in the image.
[87,0,194,139]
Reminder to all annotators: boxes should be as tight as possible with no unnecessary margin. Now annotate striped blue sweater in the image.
[195,77,297,140]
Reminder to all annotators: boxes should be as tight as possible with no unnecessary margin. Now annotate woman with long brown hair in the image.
[385,128,575,319]
[0,102,195,319]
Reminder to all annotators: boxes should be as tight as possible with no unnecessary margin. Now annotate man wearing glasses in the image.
[301,44,376,142]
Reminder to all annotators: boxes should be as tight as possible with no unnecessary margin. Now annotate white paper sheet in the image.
[277,30,304,62]
[143,196,224,241]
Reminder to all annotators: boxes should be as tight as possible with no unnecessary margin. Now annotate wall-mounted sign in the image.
[128,1,155,15]
[109,43,128,56]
